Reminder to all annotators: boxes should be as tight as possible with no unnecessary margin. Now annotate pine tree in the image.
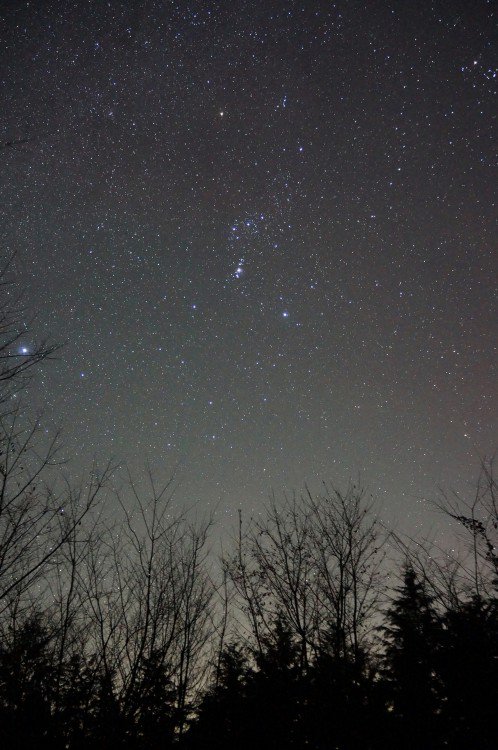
[381,566,441,749]
[438,595,498,749]
[248,617,305,749]
[184,644,250,750]
[0,616,61,749]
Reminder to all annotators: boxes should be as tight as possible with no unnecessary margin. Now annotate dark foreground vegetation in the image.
[0,265,496,749]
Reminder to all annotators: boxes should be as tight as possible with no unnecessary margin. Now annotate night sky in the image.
[1,1,496,531]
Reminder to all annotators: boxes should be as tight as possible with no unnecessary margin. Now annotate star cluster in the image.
[0,1,496,529]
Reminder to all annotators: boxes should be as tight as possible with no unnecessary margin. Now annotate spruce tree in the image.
[381,566,441,749]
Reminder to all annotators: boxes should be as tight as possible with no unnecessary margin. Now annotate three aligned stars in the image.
[227,215,292,320]
[3,0,494,522]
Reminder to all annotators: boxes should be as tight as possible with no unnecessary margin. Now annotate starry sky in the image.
[1,0,496,531]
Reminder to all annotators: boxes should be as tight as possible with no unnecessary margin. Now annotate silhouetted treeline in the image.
[0,261,497,748]
[185,578,498,750]
[1,473,496,750]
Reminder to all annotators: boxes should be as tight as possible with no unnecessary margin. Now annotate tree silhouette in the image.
[0,615,60,749]
[437,595,498,749]
[185,644,249,749]
[380,565,442,749]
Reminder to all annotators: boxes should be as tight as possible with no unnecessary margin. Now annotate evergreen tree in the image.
[184,644,250,749]
[185,618,305,750]
[0,616,61,749]
[437,595,498,749]
[131,651,177,749]
[247,617,305,749]
[380,566,441,749]
[306,628,384,750]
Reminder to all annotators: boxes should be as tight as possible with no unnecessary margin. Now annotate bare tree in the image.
[305,483,386,659]
[0,432,111,616]
[80,470,214,737]
[0,255,108,617]
[226,483,386,667]
[433,457,498,599]
[0,253,58,404]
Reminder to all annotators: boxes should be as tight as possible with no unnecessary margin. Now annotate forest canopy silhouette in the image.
[0,262,496,749]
